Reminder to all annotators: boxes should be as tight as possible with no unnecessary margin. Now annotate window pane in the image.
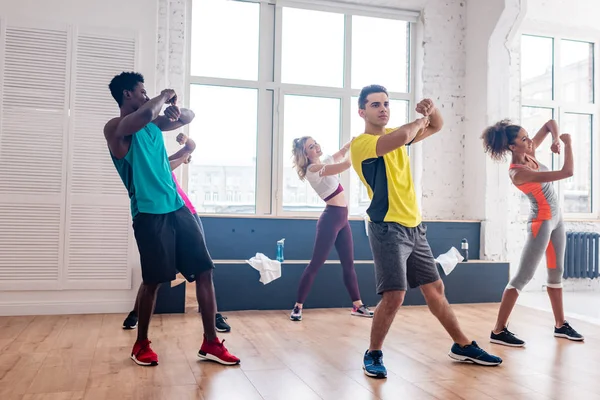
[520,107,554,216]
[561,113,592,213]
[187,85,258,214]
[521,35,553,101]
[349,98,409,216]
[190,0,259,80]
[281,8,344,87]
[282,95,341,211]
[561,40,594,104]
[352,16,409,92]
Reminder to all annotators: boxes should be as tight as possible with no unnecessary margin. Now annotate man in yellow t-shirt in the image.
[352,85,502,379]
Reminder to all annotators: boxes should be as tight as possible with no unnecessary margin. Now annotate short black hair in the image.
[358,85,388,109]
[109,71,144,107]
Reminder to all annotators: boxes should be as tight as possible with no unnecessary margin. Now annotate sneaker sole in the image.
[123,323,138,330]
[131,354,158,366]
[490,338,525,347]
[216,327,231,333]
[351,312,374,318]
[362,365,387,379]
[554,333,584,341]
[290,316,302,321]
[448,351,502,366]
[197,351,240,365]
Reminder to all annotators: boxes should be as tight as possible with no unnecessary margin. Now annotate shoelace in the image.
[135,340,152,356]
[371,354,383,366]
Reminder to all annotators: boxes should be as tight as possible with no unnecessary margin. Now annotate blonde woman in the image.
[289,136,373,321]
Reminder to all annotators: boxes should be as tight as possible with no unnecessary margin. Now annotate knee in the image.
[421,279,445,303]
[509,270,534,292]
[381,290,405,310]
[195,269,214,284]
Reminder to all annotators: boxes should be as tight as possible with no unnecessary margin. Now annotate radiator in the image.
[564,232,600,279]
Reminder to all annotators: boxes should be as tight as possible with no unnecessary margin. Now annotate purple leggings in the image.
[296,205,361,304]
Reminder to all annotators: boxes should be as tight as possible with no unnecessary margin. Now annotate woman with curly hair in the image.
[481,119,583,346]
[289,136,373,321]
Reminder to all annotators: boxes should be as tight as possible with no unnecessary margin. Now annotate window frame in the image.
[184,0,420,217]
[520,29,599,220]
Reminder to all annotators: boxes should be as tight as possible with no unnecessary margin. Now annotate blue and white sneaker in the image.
[363,350,387,378]
[448,341,502,366]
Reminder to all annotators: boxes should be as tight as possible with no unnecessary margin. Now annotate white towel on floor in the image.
[246,253,282,285]
[435,247,464,275]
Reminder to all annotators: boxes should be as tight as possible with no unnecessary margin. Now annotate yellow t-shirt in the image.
[350,128,421,227]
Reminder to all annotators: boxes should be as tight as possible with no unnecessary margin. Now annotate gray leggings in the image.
[507,214,565,292]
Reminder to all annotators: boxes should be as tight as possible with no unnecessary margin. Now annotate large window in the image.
[188,0,417,216]
[521,34,596,217]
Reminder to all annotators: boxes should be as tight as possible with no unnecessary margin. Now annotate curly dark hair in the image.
[108,71,144,107]
[481,119,522,161]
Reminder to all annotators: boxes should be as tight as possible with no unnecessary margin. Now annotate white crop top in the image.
[305,155,341,200]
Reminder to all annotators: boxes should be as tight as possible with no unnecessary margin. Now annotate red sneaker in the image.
[198,335,240,365]
[131,339,159,366]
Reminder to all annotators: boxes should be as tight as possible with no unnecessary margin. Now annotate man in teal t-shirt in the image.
[104,72,239,368]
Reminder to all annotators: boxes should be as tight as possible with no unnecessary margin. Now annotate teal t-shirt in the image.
[110,122,184,217]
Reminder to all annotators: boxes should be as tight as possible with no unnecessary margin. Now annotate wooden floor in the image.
[1,303,599,400]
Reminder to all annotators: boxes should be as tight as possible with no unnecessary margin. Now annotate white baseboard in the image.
[0,300,134,316]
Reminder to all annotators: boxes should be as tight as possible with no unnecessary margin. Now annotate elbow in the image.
[182,109,195,124]
[563,168,574,177]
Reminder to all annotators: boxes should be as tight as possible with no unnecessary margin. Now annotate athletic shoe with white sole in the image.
[198,335,240,365]
[554,321,584,341]
[448,341,502,366]
[351,305,374,318]
[490,327,525,347]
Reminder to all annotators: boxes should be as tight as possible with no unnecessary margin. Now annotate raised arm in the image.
[531,119,560,154]
[511,134,573,185]
[375,117,429,157]
[168,133,196,161]
[308,158,351,177]
[154,106,195,132]
[407,98,444,145]
[104,89,176,141]
[332,139,353,162]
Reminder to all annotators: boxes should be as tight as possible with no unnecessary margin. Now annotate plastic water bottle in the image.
[461,238,469,262]
[276,238,285,262]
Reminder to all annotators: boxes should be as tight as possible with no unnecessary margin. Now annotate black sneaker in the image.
[490,327,525,347]
[554,321,584,341]
[290,306,302,321]
[216,313,231,333]
[448,341,502,366]
[122,310,138,330]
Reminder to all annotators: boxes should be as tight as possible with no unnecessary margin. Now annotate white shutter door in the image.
[0,22,70,290]
[62,29,137,290]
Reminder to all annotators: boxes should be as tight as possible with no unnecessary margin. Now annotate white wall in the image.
[0,0,159,315]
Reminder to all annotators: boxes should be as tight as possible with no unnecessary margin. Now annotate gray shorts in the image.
[368,221,440,294]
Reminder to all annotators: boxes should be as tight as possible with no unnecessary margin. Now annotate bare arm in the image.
[332,139,352,162]
[511,134,573,185]
[308,159,351,177]
[409,107,444,145]
[168,134,196,161]
[169,154,191,171]
[154,107,195,132]
[375,117,429,157]
[531,119,559,150]
[104,89,175,141]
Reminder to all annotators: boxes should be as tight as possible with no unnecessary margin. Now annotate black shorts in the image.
[132,206,214,284]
